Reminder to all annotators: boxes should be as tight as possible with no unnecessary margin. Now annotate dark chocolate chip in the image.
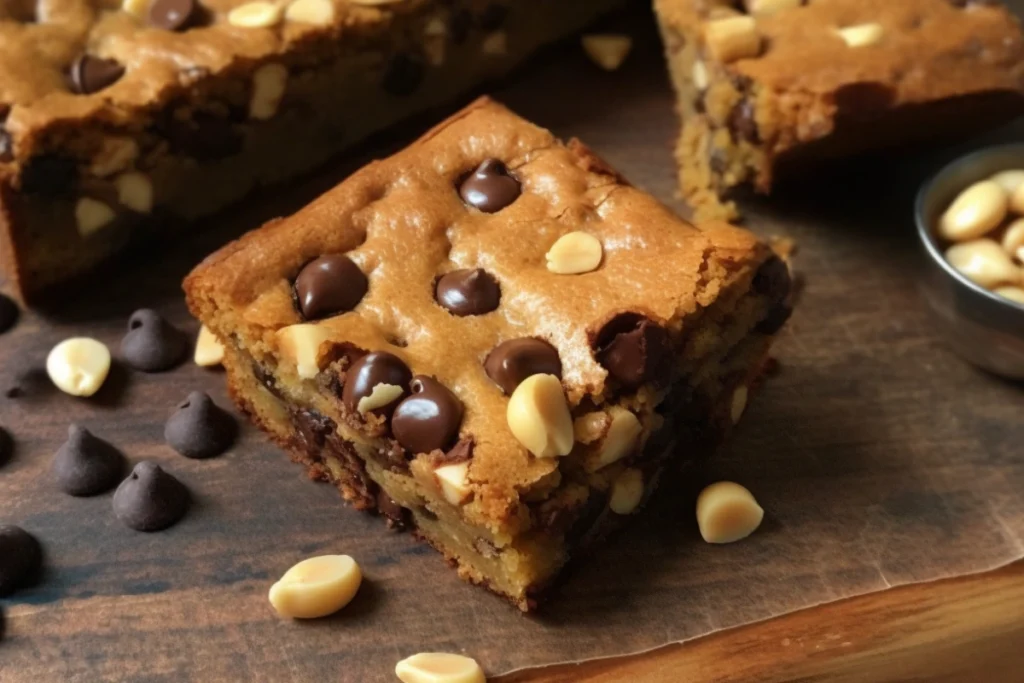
[450,9,472,44]
[755,302,793,335]
[392,376,464,454]
[478,3,509,30]
[149,0,197,31]
[291,407,335,456]
[120,309,188,372]
[164,391,237,459]
[0,525,42,596]
[435,269,501,316]
[0,427,11,468]
[593,314,672,390]
[21,154,77,196]
[52,425,125,497]
[382,53,425,96]
[752,255,792,304]
[727,99,759,144]
[293,255,368,320]
[484,338,562,395]
[67,55,125,95]
[113,461,189,532]
[376,489,409,530]
[0,294,18,333]
[341,351,411,415]
[162,111,243,162]
[458,158,521,213]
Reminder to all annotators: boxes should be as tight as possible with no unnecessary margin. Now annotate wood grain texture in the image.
[0,8,1022,683]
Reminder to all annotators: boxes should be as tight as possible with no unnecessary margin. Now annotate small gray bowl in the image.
[915,143,1024,379]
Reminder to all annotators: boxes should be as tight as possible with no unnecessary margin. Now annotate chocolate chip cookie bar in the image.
[0,0,622,300]
[655,0,1024,221]
[185,97,793,610]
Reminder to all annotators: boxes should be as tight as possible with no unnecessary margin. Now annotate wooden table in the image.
[1,9,1022,683]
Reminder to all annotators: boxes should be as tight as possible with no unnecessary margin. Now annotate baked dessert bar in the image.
[654,0,1024,221]
[0,0,622,300]
[185,97,793,610]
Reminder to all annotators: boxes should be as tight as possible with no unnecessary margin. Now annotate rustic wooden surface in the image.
[1,9,1023,683]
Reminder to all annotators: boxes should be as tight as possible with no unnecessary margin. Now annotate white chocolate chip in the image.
[835,23,884,48]
[545,232,603,275]
[596,407,641,467]
[121,0,149,19]
[945,239,1020,289]
[609,468,644,515]
[696,481,764,544]
[276,323,330,379]
[75,198,116,237]
[268,555,362,619]
[356,382,404,414]
[581,35,633,71]
[704,16,762,64]
[730,385,749,424]
[994,286,1024,304]
[46,337,111,398]
[284,0,335,25]
[424,16,447,37]
[228,1,283,28]
[194,325,225,367]
[506,374,574,458]
[990,169,1024,196]
[939,180,1008,241]
[423,19,447,66]
[434,461,472,506]
[481,31,507,56]
[745,0,802,16]
[691,60,708,91]
[395,653,486,683]
[89,137,139,177]
[115,172,154,214]
[249,63,289,120]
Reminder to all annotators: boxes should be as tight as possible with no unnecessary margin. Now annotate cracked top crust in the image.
[185,97,768,526]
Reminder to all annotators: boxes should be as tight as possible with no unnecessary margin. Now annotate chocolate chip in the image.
[755,302,792,335]
[458,159,521,213]
[113,461,189,532]
[392,376,464,454]
[293,255,368,320]
[752,255,792,304]
[435,269,500,316]
[484,338,561,395]
[149,0,197,31]
[382,53,425,96]
[341,351,411,415]
[67,56,125,95]
[0,127,12,163]
[164,391,237,459]
[163,112,243,162]
[376,489,409,530]
[0,525,41,596]
[21,154,77,196]
[727,99,759,144]
[52,425,125,496]
[0,294,18,334]
[478,3,508,30]
[120,309,188,372]
[593,314,672,389]
[0,427,11,468]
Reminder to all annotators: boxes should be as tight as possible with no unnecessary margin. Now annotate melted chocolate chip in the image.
[755,303,793,335]
[162,112,243,162]
[67,56,125,95]
[383,53,425,96]
[113,461,190,532]
[293,254,368,320]
[450,9,472,43]
[341,351,412,415]
[435,269,501,316]
[458,159,521,213]
[291,407,335,456]
[120,309,188,372]
[0,294,18,333]
[484,338,562,395]
[149,0,198,31]
[728,99,759,144]
[52,425,125,497]
[392,376,464,454]
[593,314,672,390]
[376,490,409,530]
[478,3,509,30]
[0,525,42,596]
[753,255,792,304]
[165,391,237,459]
[0,427,11,468]
[21,154,77,196]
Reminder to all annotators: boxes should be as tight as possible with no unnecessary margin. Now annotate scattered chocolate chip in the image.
[484,338,562,395]
[382,53,425,97]
[341,351,411,415]
[727,99,759,144]
[376,489,409,530]
[752,255,792,304]
[0,525,42,596]
[21,154,77,196]
[164,391,237,459]
[52,425,125,496]
[293,255,368,320]
[0,427,11,468]
[593,314,672,390]
[436,437,474,466]
[392,376,464,454]
[458,159,521,213]
[120,309,188,372]
[0,294,18,333]
[478,3,509,30]
[755,303,793,335]
[67,55,125,95]
[149,0,197,31]
[435,269,501,316]
[113,461,189,532]
[290,407,335,457]
[163,112,243,162]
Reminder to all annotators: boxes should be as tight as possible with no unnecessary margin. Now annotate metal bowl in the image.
[915,143,1024,379]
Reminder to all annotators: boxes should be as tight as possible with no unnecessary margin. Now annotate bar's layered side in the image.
[654,0,1024,221]
[0,0,621,299]
[185,98,792,610]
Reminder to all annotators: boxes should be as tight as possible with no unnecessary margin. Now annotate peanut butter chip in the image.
[990,169,1024,196]
[46,338,111,397]
[228,2,283,28]
[730,386,749,424]
[581,35,633,71]
[596,407,641,467]
[194,325,225,367]
[115,172,154,213]
[250,63,289,120]
[939,180,1008,241]
[609,468,644,515]
[945,239,1020,289]
[75,198,116,237]
[994,286,1024,304]
[395,653,486,683]
[268,555,362,619]
[506,374,574,458]
[285,0,335,25]
[545,232,603,274]
[835,23,884,48]
[696,481,764,544]
[704,16,762,63]
[276,323,330,379]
